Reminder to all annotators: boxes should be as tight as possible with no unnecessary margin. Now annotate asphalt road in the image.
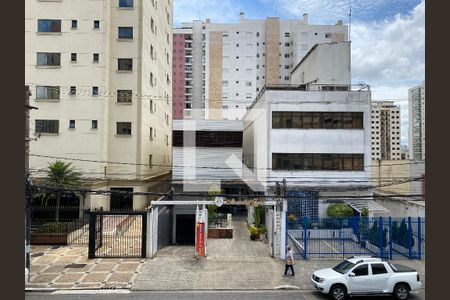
[25,289,426,300]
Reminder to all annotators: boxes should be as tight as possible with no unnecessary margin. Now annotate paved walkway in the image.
[27,245,145,290]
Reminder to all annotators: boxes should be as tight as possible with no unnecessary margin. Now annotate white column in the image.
[146,209,153,258]
[280,199,287,260]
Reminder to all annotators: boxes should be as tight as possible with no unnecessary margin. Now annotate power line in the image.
[30,153,424,171]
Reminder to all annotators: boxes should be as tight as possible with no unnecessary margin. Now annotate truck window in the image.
[353,264,368,276]
[371,263,388,275]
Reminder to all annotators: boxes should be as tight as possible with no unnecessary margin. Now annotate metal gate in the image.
[88,211,147,258]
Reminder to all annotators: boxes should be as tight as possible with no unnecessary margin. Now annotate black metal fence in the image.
[30,206,90,245]
[88,210,147,258]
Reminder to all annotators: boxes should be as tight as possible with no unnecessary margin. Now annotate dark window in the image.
[371,264,388,275]
[37,19,61,32]
[71,53,77,62]
[69,120,75,129]
[272,153,364,171]
[272,112,364,129]
[93,53,99,62]
[92,86,99,96]
[118,58,133,70]
[117,90,132,103]
[70,86,76,95]
[117,122,132,135]
[92,120,98,129]
[37,52,60,66]
[172,131,242,147]
[36,86,60,99]
[353,264,369,276]
[71,20,77,29]
[119,0,134,7]
[325,32,332,38]
[94,20,100,29]
[118,27,133,39]
[110,188,133,210]
[35,120,59,134]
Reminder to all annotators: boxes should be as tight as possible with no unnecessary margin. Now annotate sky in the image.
[173,0,425,146]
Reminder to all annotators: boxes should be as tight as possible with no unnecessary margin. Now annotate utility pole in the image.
[25,85,37,282]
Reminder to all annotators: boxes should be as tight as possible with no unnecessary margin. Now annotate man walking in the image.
[283,246,295,277]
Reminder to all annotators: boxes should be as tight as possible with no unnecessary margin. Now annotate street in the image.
[26,289,426,300]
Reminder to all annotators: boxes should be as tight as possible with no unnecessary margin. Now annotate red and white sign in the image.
[195,222,205,257]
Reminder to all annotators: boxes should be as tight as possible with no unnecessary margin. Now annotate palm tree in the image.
[45,160,81,222]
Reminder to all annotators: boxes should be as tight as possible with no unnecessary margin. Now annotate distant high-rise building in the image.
[371,101,402,160]
[408,82,425,160]
[172,13,348,120]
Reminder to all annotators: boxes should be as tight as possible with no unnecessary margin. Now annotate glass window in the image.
[37,52,60,66]
[323,113,333,129]
[292,113,302,128]
[302,113,312,128]
[92,120,98,129]
[38,19,61,32]
[69,120,76,129]
[71,20,77,29]
[118,27,133,39]
[284,112,293,128]
[342,154,353,170]
[272,112,282,128]
[333,112,343,128]
[93,53,99,62]
[35,120,59,134]
[94,20,100,29]
[353,154,364,170]
[117,90,132,103]
[353,264,368,276]
[352,112,364,128]
[303,154,313,170]
[312,154,322,170]
[92,86,99,96]
[117,122,132,135]
[371,263,388,275]
[312,113,321,128]
[71,53,77,62]
[119,0,134,7]
[70,86,76,95]
[322,154,334,170]
[118,58,133,70]
[343,112,353,128]
[36,86,60,99]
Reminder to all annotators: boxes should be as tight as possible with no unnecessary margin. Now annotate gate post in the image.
[418,217,422,259]
[88,212,96,259]
[379,217,383,259]
[303,216,308,260]
[341,218,345,259]
[388,217,393,260]
[141,212,147,258]
[408,217,413,259]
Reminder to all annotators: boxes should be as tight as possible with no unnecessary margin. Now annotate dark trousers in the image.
[284,264,295,276]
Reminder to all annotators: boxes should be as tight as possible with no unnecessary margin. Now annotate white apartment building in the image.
[25,0,173,210]
[173,13,348,120]
[408,82,425,160]
[371,101,402,160]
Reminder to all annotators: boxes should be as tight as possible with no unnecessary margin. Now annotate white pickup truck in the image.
[311,256,422,300]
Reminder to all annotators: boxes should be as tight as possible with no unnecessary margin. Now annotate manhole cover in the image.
[31,252,44,257]
[64,263,87,269]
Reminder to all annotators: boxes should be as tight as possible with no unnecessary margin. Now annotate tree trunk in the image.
[55,191,60,223]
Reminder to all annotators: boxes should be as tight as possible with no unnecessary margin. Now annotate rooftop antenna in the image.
[349,2,352,42]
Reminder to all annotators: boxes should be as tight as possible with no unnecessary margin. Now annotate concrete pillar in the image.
[280,199,287,260]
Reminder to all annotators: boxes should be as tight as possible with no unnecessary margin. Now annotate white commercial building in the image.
[25,0,173,210]
[173,13,348,120]
[371,101,402,160]
[408,82,425,160]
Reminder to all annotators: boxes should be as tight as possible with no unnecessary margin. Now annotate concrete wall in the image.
[374,198,425,218]
[290,42,351,85]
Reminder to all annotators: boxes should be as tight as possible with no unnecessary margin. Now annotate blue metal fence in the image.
[287,216,425,260]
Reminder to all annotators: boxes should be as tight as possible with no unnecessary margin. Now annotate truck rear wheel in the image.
[393,283,410,300]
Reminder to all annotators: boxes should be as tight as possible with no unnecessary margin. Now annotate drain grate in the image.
[64,263,87,269]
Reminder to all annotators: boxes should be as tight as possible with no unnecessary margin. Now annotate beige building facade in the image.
[26,0,173,210]
[371,101,402,160]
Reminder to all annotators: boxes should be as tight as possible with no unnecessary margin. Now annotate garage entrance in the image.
[175,214,195,244]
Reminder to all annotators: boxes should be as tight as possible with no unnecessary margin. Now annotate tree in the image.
[327,203,353,218]
[45,160,81,222]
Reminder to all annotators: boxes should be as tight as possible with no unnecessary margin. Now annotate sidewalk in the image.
[27,245,145,290]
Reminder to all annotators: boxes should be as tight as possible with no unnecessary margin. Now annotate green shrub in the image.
[327,204,353,218]
[37,222,69,233]
[253,206,265,228]
[361,208,369,217]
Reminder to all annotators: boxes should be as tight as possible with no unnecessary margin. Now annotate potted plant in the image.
[249,224,260,240]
